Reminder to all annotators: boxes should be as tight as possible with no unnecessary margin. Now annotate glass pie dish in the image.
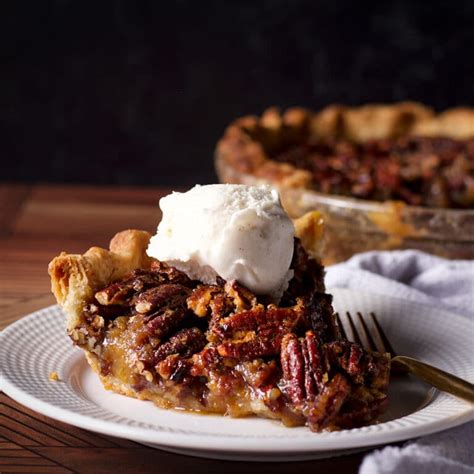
[215,103,474,264]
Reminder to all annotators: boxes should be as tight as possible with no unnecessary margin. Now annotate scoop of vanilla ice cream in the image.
[146,184,295,296]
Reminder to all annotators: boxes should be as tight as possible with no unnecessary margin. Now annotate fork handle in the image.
[392,355,474,404]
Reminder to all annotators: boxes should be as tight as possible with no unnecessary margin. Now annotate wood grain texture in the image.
[0,184,177,319]
[0,184,30,237]
[0,183,366,473]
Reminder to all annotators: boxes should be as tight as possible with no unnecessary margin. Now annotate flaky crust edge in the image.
[48,229,153,332]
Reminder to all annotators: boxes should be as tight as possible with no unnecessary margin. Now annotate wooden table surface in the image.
[0,183,372,473]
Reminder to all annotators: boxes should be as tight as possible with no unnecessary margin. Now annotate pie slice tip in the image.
[48,229,152,331]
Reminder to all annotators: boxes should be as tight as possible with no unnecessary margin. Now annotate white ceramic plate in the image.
[1,288,473,461]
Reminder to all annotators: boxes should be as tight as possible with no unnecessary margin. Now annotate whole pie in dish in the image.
[215,102,474,209]
[49,203,390,432]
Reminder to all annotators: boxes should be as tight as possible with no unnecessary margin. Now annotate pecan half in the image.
[187,279,259,321]
[280,333,305,405]
[214,300,305,340]
[150,260,195,287]
[306,373,351,431]
[95,264,196,307]
[95,269,165,306]
[280,330,329,404]
[325,340,390,387]
[135,284,191,314]
[135,284,195,338]
[187,284,232,318]
[214,301,307,360]
[301,330,328,396]
[94,280,135,306]
[279,330,353,430]
[153,327,207,365]
[332,341,363,381]
[146,307,189,338]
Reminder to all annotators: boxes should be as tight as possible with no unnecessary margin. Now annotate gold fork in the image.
[335,311,474,404]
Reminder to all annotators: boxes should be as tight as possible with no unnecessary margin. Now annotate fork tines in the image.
[369,312,397,356]
[335,311,397,357]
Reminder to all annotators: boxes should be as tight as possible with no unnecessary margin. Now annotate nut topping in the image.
[71,240,390,432]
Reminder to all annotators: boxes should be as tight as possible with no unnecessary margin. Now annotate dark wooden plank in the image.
[1,403,91,448]
[0,433,73,472]
[0,236,108,308]
[0,424,42,447]
[0,467,70,473]
[0,185,174,319]
[0,457,56,466]
[30,184,182,205]
[0,440,20,449]
[12,200,159,239]
[0,184,30,236]
[9,184,178,241]
[0,235,110,255]
[0,443,19,449]
[0,414,67,447]
[2,395,138,449]
[0,449,37,457]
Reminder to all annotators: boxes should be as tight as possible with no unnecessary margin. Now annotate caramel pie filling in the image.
[70,241,390,431]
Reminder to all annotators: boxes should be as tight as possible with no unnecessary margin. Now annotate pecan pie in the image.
[216,103,474,209]
[49,216,390,432]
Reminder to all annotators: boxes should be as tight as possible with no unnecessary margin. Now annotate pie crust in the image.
[49,213,390,431]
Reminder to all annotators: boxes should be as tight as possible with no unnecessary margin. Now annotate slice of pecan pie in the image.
[49,215,390,432]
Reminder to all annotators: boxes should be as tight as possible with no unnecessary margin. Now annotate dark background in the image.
[1,0,473,186]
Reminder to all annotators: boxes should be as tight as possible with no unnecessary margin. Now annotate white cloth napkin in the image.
[325,250,474,474]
